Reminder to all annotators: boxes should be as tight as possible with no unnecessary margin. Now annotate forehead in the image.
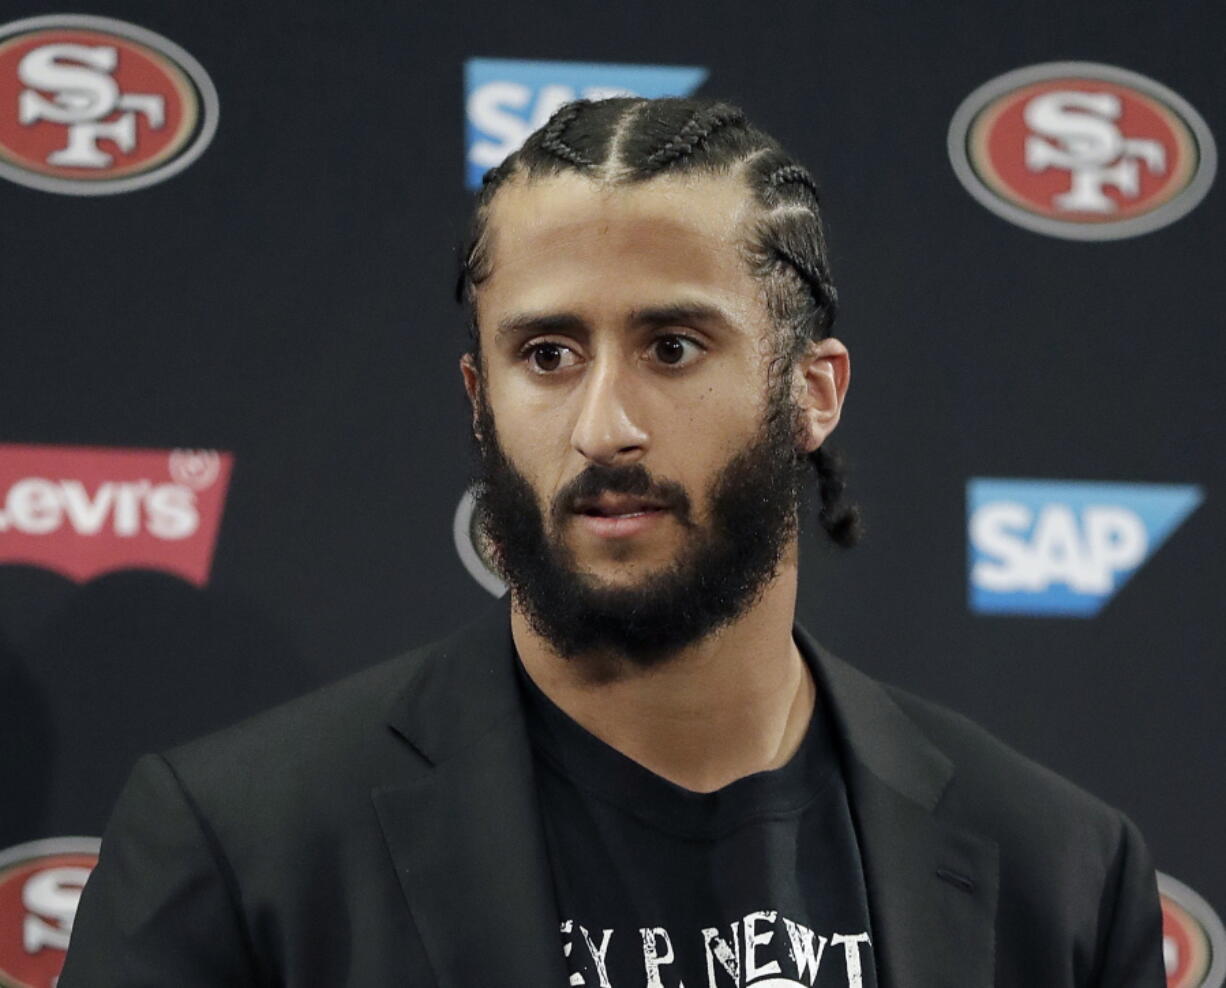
[476,171,767,332]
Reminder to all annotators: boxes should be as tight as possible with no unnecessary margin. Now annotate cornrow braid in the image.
[536,100,595,169]
[644,103,746,170]
[809,446,862,547]
[457,97,863,547]
[766,163,822,204]
[741,152,840,354]
[770,240,836,332]
[455,159,517,306]
[481,164,508,189]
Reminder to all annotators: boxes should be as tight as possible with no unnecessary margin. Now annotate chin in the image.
[574,559,658,584]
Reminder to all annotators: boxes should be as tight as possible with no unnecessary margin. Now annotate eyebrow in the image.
[494,301,737,343]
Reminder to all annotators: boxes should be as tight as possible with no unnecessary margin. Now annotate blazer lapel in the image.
[371,599,998,988]
[372,598,568,988]
[797,625,1000,988]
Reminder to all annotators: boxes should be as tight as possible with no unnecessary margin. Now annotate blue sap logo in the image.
[464,58,708,189]
[967,478,1203,616]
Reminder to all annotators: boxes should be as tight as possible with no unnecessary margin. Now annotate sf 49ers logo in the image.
[0,14,218,195]
[1159,872,1226,988]
[0,838,100,988]
[948,62,1216,240]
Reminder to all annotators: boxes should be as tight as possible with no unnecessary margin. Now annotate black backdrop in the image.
[1,1,1222,985]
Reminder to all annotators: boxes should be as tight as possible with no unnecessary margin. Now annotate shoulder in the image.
[155,629,446,830]
[887,684,1110,807]
[141,600,512,842]
[880,683,1163,981]
[169,648,418,767]
[882,681,1141,876]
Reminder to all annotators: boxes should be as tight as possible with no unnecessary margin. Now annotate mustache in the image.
[554,463,692,524]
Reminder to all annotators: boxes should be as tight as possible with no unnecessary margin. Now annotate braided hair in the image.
[457,97,862,548]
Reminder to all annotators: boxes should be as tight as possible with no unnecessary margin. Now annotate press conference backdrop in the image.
[1,1,1223,985]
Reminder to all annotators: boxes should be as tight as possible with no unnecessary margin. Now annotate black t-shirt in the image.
[516,641,879,988]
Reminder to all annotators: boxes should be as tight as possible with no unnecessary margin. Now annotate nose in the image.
[570,354,649,466]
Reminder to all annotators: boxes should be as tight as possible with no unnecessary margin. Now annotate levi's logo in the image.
[0,443,232,586]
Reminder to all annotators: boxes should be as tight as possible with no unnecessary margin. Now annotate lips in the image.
[573,493,667,517]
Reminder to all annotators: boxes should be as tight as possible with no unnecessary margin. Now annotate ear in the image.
[792,337,850,453]
[459,351,483,439]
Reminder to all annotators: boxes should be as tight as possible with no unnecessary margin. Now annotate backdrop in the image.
[0,1,1221,985]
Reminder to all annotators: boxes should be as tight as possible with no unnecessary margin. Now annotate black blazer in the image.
[60,597,1165,987]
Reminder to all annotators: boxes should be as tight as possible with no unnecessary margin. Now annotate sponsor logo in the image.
[0,443,233,586]
[464,58,707,189]
[453,485,506,597]
[0,837,100,988]
[0,14,219,195]
[948,62,1216,240]
[1160,872,1226,988]
[967,478,1203,616]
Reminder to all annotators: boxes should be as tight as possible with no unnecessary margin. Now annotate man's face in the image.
[461,172,829,668]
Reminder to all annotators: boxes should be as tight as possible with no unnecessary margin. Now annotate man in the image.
[61,97,1165,987]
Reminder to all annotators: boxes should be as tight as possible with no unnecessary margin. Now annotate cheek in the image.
[489,391,572,492]
[688,367,771,437]
[673,393,769,498]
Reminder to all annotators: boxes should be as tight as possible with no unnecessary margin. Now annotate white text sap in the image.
[468,82,634,169]
[971,501,1148,594]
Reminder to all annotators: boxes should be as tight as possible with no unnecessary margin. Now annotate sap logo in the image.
[967,478,1203,616]
[464,58,707,188]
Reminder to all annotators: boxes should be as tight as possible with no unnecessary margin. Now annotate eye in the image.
[518,334,705,376]
[520,341,580,374]
[649,334,704,368]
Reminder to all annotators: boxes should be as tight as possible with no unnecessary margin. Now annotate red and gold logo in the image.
[949,62,1216,240]
[0,443,234,586]
[1160,872,1225,988]
[0,15,218,195]
[0,838,100,988]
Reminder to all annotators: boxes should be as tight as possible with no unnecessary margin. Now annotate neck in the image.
[511,553,814,794]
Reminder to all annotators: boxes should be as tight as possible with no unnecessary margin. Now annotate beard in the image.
[469,365,812,670]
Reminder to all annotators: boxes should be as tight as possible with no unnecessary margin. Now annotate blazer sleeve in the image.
[1091,812,1167,988]
[58,753,262,988]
